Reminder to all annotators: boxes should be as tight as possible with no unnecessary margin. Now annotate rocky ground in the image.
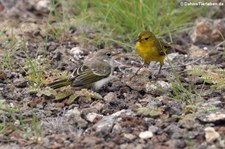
[0,0,225,149]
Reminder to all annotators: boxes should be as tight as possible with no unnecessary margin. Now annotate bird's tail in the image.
[48,79,72,89]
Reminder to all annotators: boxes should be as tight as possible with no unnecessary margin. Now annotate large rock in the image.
[190,18,225,44]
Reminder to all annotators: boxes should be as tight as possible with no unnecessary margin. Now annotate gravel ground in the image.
[0,1,225,149]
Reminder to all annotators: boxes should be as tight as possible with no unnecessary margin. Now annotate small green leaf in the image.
[36,87,57,97]
[136,107,161,117]
[66,94,79,105]
[55,90,73,101]
[90,91,103,100]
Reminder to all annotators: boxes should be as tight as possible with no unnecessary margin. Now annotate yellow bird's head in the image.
[135,31,156,44]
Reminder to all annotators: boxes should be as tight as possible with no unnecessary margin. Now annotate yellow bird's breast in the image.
[135,41,165,64]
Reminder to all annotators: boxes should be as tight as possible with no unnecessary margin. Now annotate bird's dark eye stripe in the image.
[144,37,149,40]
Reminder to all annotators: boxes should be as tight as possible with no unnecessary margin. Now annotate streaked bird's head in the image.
[93,49,120,62]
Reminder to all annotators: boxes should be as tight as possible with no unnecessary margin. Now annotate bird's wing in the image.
[68,63,111,88]
[157,40,172,55]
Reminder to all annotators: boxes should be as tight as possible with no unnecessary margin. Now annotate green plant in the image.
[49,88,103,105]
[0,32,18,69]
[187,65,225,89]
[164,54,199,101]
[0,102,42,141]
[63,0,207,49]
[43,0,209,50]
[17,36,52,87]
[46,0,74,40]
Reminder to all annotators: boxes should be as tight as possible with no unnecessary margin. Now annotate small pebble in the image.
[139,131,153,139]
[86,112,103,122]
[204,127,220,143]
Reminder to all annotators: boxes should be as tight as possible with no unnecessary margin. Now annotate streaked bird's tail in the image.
[48,79,72,89]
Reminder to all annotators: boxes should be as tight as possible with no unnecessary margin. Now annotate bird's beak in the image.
[135,37,141,43]
[111,52,125,58]
[112,52,121,56]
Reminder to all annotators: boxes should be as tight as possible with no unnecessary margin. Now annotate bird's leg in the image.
[158,64,162,75]
[129,63,145,80]
[152,63,163,80]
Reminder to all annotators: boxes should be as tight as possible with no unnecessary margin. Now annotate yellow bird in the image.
[132,31,172,78]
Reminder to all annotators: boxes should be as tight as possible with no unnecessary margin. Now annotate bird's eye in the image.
[144,37,149,40]
[106,53,112,57]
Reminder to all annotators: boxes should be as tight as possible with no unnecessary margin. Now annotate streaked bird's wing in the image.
[47,78,72,89]
[69,63,111,88]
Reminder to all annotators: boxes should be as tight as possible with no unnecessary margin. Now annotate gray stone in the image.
[148,125,159,134]
[93,115,115,137]
[168,139,186,149]
[145,80,171,95]
[199,112,225,123]
[13,78,27,88]
[104,92,117,102]
[65,107,88,128]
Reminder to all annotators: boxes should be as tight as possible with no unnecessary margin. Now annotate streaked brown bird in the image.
[48,49,117,90]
